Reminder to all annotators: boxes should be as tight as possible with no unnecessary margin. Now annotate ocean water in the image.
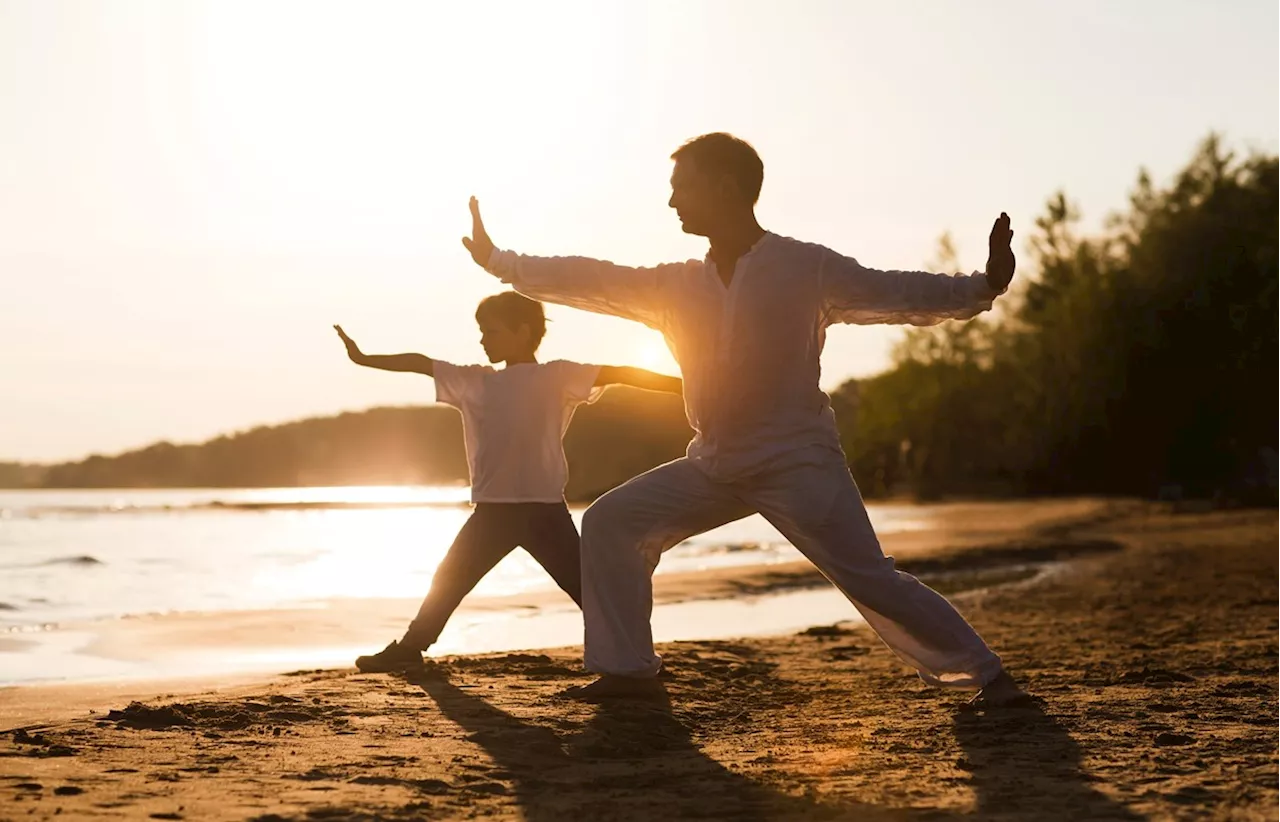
[0,487,957,684]
[0,486,937,632]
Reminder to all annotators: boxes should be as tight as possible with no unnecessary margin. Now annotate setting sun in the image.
[635,333,680,374]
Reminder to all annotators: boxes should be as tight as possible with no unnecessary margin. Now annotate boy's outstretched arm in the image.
[595,365,682,395]
[333,325,434,376]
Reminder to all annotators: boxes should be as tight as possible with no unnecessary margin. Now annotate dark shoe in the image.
[559,674,666,702]
[355,640,425,674]
[966,670,1034,710]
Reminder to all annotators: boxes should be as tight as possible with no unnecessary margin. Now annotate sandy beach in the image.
[1,503,1275,821]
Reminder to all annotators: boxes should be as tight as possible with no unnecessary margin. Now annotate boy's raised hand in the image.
[461,196,495,268]
[333,324,362,360]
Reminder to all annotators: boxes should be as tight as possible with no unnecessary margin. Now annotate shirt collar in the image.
[703,231,775,265]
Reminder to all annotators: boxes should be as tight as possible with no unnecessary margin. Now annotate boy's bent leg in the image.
[579,459,752,679]
[400,505,520,651]
[750,448,1004,690]
[520,503,584,607]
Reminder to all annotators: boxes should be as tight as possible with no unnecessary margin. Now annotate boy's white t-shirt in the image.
[432,360,605,503]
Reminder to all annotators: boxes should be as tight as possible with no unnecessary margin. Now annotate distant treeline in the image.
[5,390,694,503]
[0,462,45,488]
[3,136,1275,503]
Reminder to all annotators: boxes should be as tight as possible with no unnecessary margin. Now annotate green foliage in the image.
[842,135,1278,502]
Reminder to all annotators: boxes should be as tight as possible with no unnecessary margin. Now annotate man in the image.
[462,132,1024,707]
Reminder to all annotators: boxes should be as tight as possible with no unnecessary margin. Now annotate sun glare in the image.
[636,334,679,374]
[187,2,629,255]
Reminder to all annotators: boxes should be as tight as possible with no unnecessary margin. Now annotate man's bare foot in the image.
[968,670,1031,709]
[560,674,666,702]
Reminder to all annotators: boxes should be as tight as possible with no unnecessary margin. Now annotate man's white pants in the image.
[579,446,1003,689]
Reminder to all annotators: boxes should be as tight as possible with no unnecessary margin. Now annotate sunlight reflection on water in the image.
[0,486,933,629]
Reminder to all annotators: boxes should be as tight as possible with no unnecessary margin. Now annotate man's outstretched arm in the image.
[821,213,1016,327]
[461,197,678,330]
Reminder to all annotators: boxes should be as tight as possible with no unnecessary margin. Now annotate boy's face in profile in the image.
[477,314,532,364]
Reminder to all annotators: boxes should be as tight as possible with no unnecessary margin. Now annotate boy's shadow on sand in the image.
[411,665,1140,822]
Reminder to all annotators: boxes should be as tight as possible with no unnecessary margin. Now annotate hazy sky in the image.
[2,0,1276,462]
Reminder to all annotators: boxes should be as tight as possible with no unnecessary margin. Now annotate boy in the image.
[334,291,682,673]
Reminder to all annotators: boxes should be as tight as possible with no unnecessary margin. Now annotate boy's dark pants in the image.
[401,502,582,650]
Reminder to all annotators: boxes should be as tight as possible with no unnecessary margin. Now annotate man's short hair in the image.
[671,132,764,204]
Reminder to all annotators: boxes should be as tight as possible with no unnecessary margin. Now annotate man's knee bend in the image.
[580,491,639,541]
[580,495,656,562]
[579,499,610,543]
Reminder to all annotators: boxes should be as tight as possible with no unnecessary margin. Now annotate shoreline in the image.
[0,561,1059,721]
[0,499,1122,690]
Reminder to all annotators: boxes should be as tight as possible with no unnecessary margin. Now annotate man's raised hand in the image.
[461,196,496,268]
[985,213,1016,294]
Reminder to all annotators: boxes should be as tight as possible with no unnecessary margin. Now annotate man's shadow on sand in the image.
[413,668,910,822]
[952,700,1140,821]
[411,667,1138,822]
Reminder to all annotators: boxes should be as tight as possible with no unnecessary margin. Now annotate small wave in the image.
[7,503,193,518]
[199,500,469,512]
[0,602,17,611]
[41,555,104,567]
[679,541,769,556]
[10,500,470,518]
[3,622,59,634]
